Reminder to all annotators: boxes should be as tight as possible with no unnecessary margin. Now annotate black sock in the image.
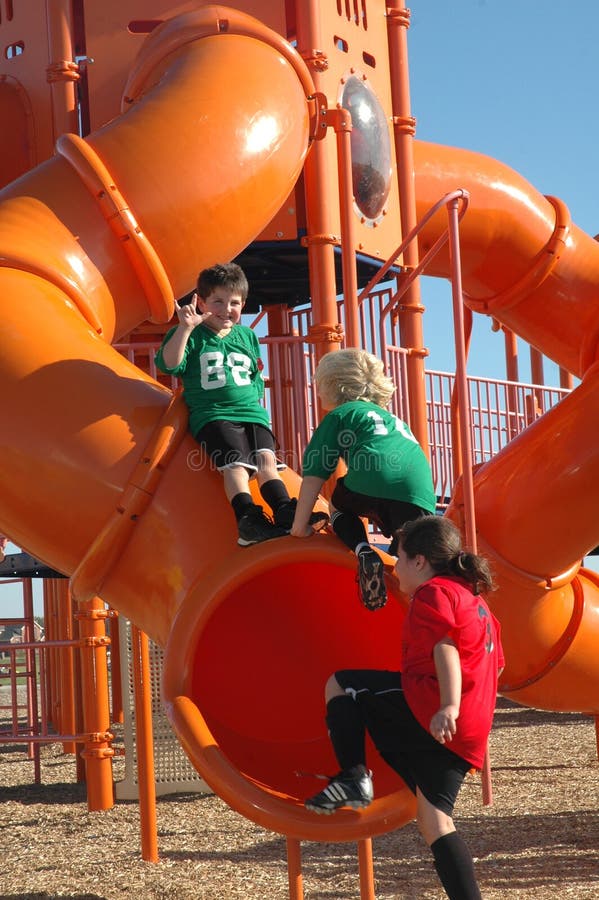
[331,511,369,553]
[231,492,254,522]
[259,478,290,512]
[430,832,482,900]
[325,695,366,772]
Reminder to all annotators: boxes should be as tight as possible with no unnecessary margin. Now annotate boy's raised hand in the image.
[175,293,211,329]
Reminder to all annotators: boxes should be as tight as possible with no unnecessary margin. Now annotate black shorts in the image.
[195,420,284,473]
[335,669,472,816]
[331,477,432,540]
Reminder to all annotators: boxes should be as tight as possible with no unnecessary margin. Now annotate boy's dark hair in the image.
[197,263,249,303]
[396,516,495,595]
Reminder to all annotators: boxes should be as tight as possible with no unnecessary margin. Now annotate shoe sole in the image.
[305,799,371,814]
[358,553,387,609]
[310,514,329,533]
[237,532,287,547]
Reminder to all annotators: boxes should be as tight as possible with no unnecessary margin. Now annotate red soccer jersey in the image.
[401,575,504,769]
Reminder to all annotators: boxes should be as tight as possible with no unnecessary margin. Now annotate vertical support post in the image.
[330,107,360,348]
[108,609,124,724]
[286,837,304,900]
[266,305,295,456]
[386,1,429,452]
[358,838,376,900]
[131,624,159,863]
[559,367,574,390]
[45,0,80,140]
[21,578,41,776]
[503,328,520,440]
[57,580,76,753]
[447,198,493,806]
[76,596,114,811]
[296,1,344,364]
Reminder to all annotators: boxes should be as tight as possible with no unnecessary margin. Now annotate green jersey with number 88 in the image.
[155,323,270,436]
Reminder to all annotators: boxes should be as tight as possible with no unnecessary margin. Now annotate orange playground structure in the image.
[1,0,598,894]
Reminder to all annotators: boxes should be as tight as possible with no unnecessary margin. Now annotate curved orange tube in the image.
[0,5,597,845]
[413,140,599,712]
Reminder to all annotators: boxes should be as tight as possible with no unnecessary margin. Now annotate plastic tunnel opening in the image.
[189,558,406,800]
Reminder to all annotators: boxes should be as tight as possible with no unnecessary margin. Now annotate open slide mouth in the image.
[162,540,417,840]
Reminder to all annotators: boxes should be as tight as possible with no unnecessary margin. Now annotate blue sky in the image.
[2,1,597,617]
[406,0,598,381]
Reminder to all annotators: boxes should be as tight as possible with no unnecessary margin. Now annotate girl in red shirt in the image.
[305,516,504,900]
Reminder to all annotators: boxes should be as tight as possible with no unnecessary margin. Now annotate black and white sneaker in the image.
[357,547,387,610]
[237,505,288,546]
[273,498,329,532]
[304,767,374,814]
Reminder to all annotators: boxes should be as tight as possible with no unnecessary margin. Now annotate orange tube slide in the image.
[413,141,599,712]
[0,7,417,841]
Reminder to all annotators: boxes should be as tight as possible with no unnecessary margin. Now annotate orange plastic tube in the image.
[413,139,599,712]
[0,7,416,842]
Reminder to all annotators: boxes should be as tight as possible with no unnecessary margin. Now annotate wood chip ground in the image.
[1,698,598,899]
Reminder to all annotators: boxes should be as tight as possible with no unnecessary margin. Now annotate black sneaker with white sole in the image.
[237,504,288,546]
[273,498,329,532]
[304,767,374,814]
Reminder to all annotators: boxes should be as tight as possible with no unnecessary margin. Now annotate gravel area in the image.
[0,697,598,899]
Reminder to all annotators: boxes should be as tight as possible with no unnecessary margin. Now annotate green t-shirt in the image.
[155,323,270,436]
[302,400,436,509]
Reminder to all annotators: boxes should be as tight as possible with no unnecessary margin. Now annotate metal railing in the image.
[115,332,570,506]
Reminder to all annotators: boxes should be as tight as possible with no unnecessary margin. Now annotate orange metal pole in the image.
[21,579,41,776]
[386,0,429,452]
[286,837,304,900]
[131,624,159,863]
[72,605,87,784]
[530,346,544,386]
[57,580,76,753]
[447,198,493,806]
[530,346,545,414]
[44,0,80,140]
[76,596,115,811]
[107,609,123,724]
[503,329,520,441]
[329,107,360,348]
[357,838,376,900]
[559,367,574,390]
[265,306,296,455]
[296,1,345,363]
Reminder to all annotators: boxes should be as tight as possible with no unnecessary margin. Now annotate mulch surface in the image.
[1,697,598,899]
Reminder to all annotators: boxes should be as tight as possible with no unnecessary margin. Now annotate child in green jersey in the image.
[291,349,435,608]
[156,263,327,546]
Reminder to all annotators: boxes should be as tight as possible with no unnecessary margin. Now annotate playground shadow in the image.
[1,896,108,900]
[372,809,599,896]
[0,780,86,805]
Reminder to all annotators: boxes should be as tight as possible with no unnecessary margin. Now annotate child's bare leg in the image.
[222,464,251,501]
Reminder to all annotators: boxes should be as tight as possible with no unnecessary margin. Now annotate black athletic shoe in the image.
[273,498,329,532]
[304,768,374,814]
[357,547,388,610]
[237,505,288,546]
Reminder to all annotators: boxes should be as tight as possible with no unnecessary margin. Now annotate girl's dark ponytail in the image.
[448,547,494,595]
